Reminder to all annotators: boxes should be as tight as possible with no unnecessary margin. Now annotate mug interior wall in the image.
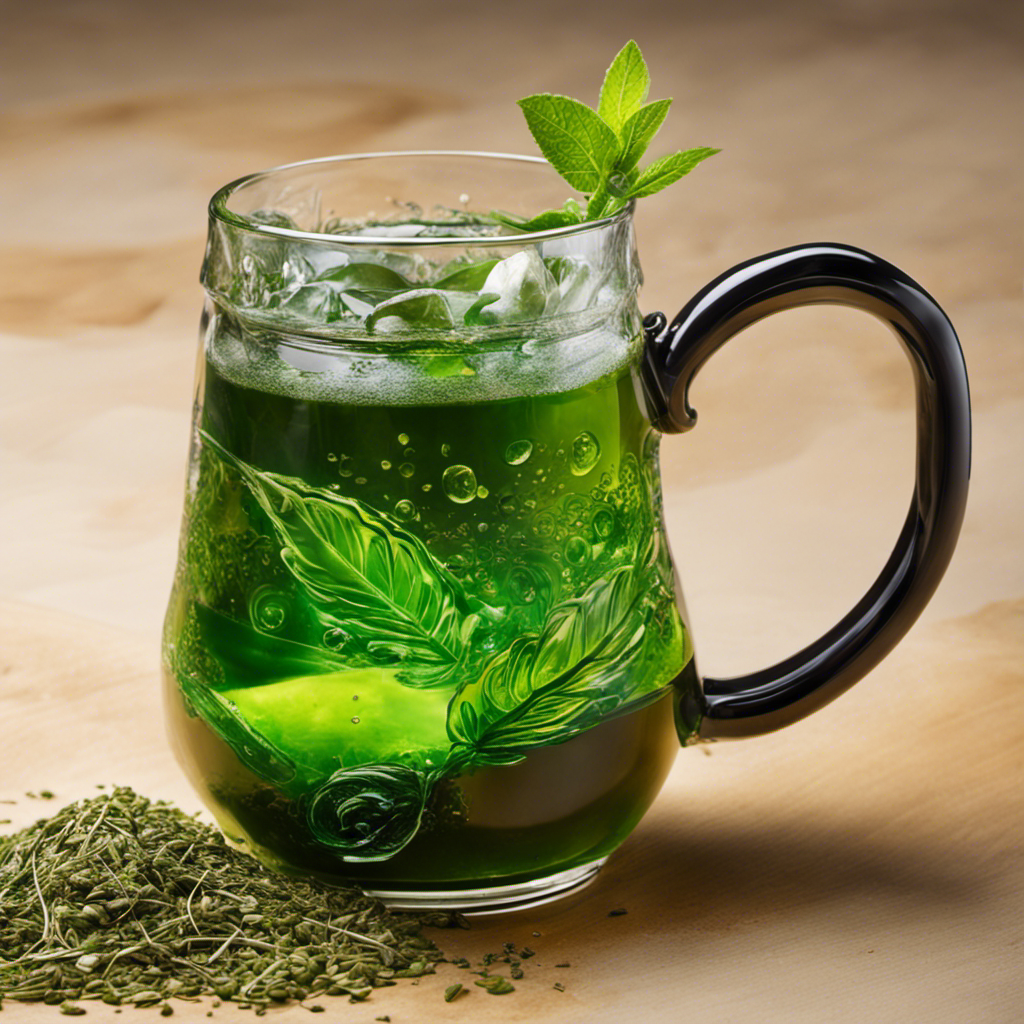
[221,153,578,232]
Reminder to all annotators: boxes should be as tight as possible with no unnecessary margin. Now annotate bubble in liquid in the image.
[324,627,348,649]
[565,536,591,565]
[442,464,478,503]
[508,566,537,604]
[477,522,489,533]
[351,717,361,725]
[248,586,289,632]
[326,452,338,463]
[338,455,354,478]
[535,514,555,538]
[592,507,616,539]
[394,499,417,521]
[355,476,367,485]
[404,448,415,457]
[399,463,415,478]
[397,433,410,445]
[421,483,432,492]
[504,439,534,465]
[498,495,517,516]
[570,432,601,476]
[381,460,392,471]
[476,485,489,499]
[441,443,452,458]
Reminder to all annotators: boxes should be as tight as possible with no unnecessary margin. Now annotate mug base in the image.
[364,857,608,914]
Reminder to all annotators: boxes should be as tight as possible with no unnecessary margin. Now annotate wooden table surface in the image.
[2,2,1021,1021]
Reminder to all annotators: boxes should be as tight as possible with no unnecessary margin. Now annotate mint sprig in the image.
[508,40,719,227]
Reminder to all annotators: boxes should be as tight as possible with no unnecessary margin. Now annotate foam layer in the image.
[205,304,644,407]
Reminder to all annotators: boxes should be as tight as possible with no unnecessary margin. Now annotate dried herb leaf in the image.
[0,789,442,1012]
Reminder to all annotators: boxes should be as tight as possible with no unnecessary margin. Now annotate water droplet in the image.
[508,567,537,604]
[477,522,489,533]
[565,536,591,565]
[441,443,452,457]
[338,455,354,478]
[397,432,410,445]
[504,439,533,465]
[442,464,477,503]
[571,432,601,475]
[592,507,616,539]
[326,452,338,462]
[394,498,417,521]
[421,483,432,492]
[476,485,489,499]
[351,716,361,724]
[381,459,392,471]
[355,476,367,485]
[399,462,415,478]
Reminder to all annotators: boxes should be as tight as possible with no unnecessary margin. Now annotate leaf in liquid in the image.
[200,431,476,686]
[366,289,456,333]
[445,566,649,763]
[314,262,413,291]
[432,259,500,291]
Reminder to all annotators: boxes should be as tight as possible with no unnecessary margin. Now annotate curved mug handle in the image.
[642,243,971,738]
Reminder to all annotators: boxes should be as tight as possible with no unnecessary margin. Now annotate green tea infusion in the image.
[163,43,713,905]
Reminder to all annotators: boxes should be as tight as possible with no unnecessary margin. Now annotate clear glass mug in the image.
[162,153,970,910]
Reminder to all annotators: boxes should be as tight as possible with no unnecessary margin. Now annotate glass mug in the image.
[162,153,970,911]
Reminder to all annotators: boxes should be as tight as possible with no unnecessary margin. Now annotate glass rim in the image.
[209,150,635,247]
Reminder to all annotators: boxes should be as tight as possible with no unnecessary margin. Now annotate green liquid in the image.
[163,310,694,889]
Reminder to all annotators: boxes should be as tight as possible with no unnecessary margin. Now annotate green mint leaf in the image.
[597,40,650,134]
[313,262,412,291]
[366,289,455,333]
[496,208,583,232]
[432,259,500,291]
[517,94,619,193]
[489,199,584,234]
[616,98,672,173]
[626,147,721,198]
[516,41,720,221]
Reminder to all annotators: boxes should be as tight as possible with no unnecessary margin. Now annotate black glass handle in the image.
[642,243,971,738]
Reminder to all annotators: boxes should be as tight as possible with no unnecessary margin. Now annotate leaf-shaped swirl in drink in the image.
[445,565,656,769]
[307,764,430,861]
[200,431,488,687]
